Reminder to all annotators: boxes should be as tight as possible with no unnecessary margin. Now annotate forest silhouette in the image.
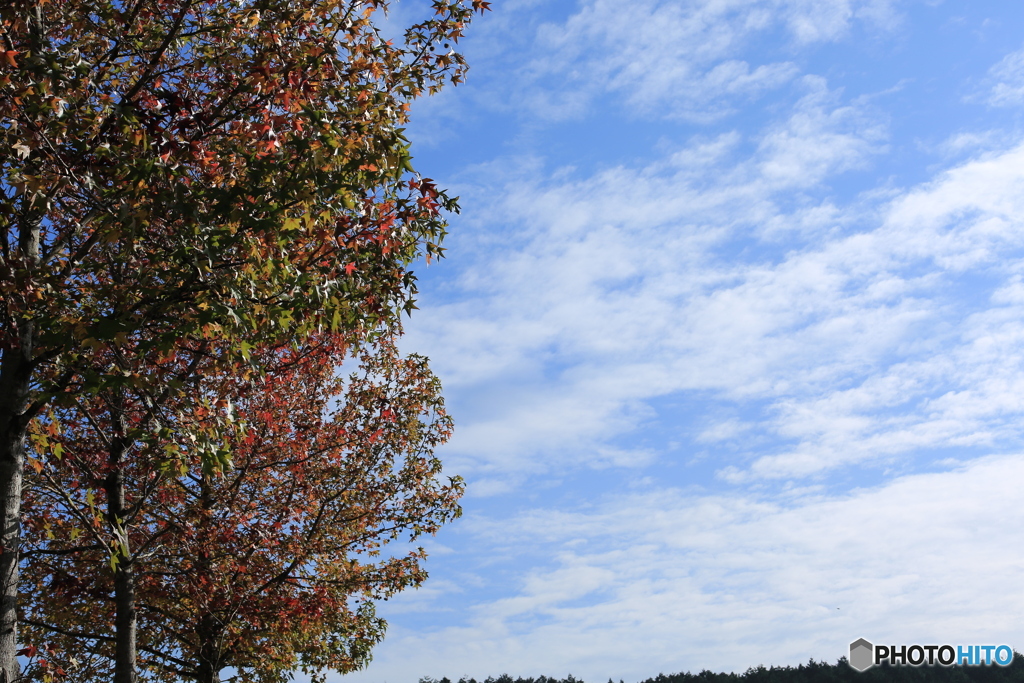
[420,654,1024,683]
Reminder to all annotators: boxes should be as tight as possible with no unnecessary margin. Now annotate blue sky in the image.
[338,1,1024,681]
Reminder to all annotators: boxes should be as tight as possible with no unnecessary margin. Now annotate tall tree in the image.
[0,0,483,678]
[22,332,461,683]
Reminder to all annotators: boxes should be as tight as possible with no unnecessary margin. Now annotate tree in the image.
[1,0,483,679]
[22,331,461,683]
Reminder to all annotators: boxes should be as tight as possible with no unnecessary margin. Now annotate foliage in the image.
[23,332,462,682]
[2,0,485,679]
[1,0,478,414]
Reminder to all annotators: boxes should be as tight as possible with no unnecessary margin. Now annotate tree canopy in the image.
[23,333,461,682]
[1,0,484,679]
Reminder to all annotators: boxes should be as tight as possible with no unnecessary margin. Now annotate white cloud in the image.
[985,44,1024,107]
[404,97,1024,485]
[499,0,900,120]
[933,130,1008,159]
[327,6,1024,683]
[757,77,888,185]
[408,83,880,474]
[305,8,1024,683]
[341,455,1024,683]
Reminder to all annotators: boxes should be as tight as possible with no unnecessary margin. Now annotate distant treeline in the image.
[420,654,1024,683]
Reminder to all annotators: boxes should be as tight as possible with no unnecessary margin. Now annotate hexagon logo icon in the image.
[849,638,874,672]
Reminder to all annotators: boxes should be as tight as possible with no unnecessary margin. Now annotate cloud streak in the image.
[331,10,1024,683]
[410,75,1024,485]
[479,0,902,120]
[347,455,1024,682]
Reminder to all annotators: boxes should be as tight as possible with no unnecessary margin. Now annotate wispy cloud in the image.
[345,455,1024,682]
[406,82,1024,486]
[983,44,1024,107]
[334,6,1024,683]
[479,0,902,120]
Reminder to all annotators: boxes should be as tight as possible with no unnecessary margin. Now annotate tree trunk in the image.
[0,202,41,682]
[0,4,47,674]
[194,475,221,683]
[113,557,138,683]
[196,635,221,683]
[106,427,138,683]
[0,359,28,683]
[194,578,223,683]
